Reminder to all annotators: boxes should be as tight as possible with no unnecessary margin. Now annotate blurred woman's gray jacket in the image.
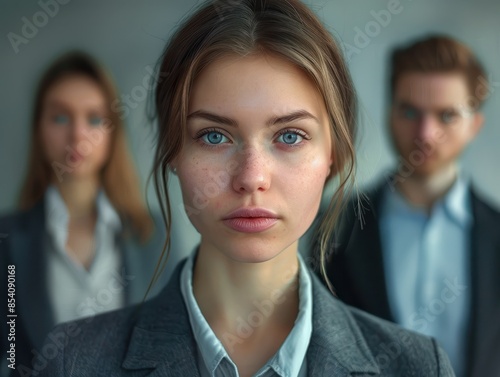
[0,200,172,377]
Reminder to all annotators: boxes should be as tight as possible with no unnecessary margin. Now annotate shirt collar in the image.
[45,185,122,251]
[441,175,472,227]
[180,251,313,377]
[384,175,472,227]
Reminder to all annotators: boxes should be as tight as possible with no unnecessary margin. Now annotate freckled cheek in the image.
[178,158,229,207]
[279,155,328,215]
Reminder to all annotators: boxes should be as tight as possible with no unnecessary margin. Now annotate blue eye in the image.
[402,108,419,120]
[89,116,103,126]
[277,131,304,145]
[53,114,69,125]
[201,131,229,145]
[441,111,458,124]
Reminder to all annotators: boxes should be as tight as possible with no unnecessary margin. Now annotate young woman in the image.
[35,1,454,376]
[0,52,170,377]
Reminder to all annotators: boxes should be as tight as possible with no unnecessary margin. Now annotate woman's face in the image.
[40,74,112,182]
[175,53,332,263]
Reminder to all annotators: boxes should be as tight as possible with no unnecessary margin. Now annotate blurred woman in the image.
[0,51,168,376]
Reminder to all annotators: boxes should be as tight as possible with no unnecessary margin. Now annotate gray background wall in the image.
[1,0,499,256]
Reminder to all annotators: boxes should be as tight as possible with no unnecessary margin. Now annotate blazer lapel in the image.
[121,262,200,376]
[307,274,380,376]
[467,190,500,376]
[119,235,149,306]
[10,201,56,351]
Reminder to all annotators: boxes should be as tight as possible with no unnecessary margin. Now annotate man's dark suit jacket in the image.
[0,200,172,377]
[326,182,500,377]
[32,259,455,377]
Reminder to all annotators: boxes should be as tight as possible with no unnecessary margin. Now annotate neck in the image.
[395,163,458,210]
[52,176,101,219]
[192,242,300,349]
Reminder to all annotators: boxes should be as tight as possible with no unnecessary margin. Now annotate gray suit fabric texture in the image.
[31,259,455,377]
[0,200,172,377]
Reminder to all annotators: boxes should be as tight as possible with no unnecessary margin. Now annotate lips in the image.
[68,151,84,162]
[222,208,279,233]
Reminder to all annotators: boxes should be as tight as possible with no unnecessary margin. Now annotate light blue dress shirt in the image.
[180,252,312,377]
[380,178,471,377]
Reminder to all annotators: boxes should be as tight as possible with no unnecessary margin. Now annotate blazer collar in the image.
[467,188,500,376]
[9,200,56,350]
[122,260,380,376]
[307,272,380,375]
[121,261,199,376]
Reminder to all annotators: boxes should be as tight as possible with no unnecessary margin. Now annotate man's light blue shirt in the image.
[180,252,312,377]
[380,177,471,377]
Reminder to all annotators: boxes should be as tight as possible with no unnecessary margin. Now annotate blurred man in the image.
[326,35,500,377]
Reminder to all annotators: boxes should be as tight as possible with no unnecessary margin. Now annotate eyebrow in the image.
[45,100,107,113]
[187,109,320,127]
[396,101,470,118]
[395,101,418,110]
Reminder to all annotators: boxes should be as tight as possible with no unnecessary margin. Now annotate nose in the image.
[231,145,271,194]
[416,113,439,142]
[69,116,88,144]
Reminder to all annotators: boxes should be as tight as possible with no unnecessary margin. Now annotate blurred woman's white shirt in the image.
[44,185,124,324]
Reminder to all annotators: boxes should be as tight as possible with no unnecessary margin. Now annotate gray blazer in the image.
[35,260,455,377]
[0,200,174,377]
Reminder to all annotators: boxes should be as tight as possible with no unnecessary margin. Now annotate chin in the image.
[412,162,444,178]
[227,248,281,264]
[219,238,294,265]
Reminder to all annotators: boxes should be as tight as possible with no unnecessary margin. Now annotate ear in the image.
[169,158,178,174]
[469,112,484,139]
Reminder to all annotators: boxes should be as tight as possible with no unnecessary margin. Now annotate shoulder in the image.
[36,261,188,376]
[348,306,452,374]
[0,210,25,233]
[0,201,44,234]
[35,303,142,376]
[470,188,500,221]
[309,274,454,375]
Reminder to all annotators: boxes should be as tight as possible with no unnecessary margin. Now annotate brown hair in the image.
[390,35,488,109]
[19,51,154,242]
[150,0,357,289]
